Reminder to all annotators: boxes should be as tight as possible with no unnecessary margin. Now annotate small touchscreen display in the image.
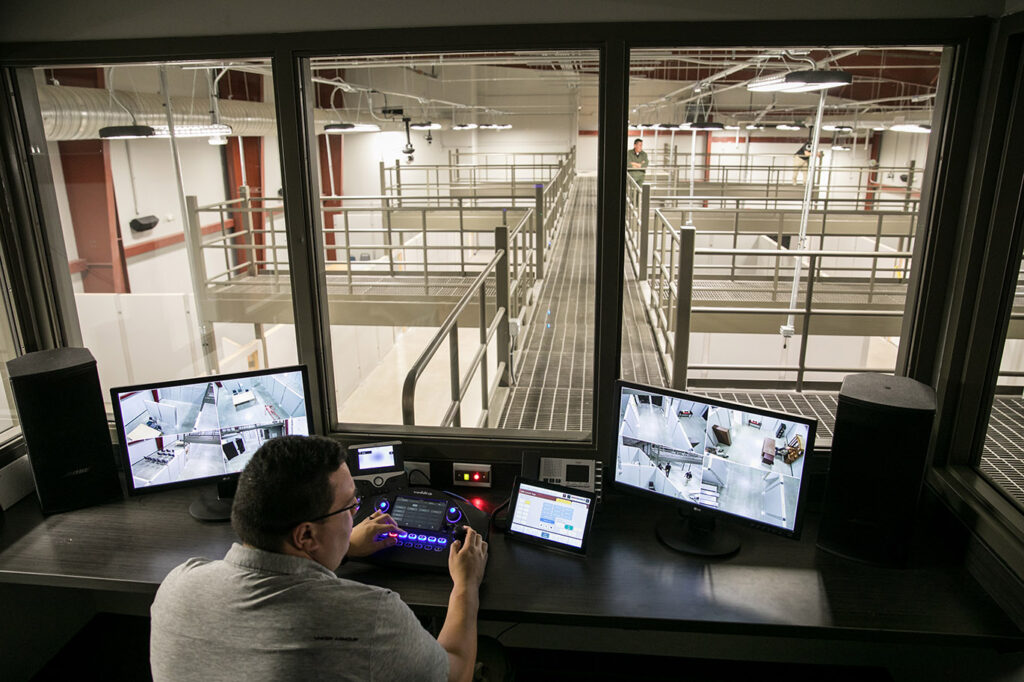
[356,444,396,471]
[507,478,596,554]
[391,496,447,531]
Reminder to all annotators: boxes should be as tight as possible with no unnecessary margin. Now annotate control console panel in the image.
[352,487,489,571]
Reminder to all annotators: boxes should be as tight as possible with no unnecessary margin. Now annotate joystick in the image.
[452,525,469,546]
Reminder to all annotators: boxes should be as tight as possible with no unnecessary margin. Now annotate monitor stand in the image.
[656,509,740,557]
[189,477,237,522]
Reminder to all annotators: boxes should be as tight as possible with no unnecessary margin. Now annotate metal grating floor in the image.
[621,249,666,387]
[698,390,839,444]
[981,397,1024,508]
[499,178,595,431]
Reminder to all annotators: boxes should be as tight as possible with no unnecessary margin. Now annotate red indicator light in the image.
[388,532,397,537]
[470,497,486,510]
[473,472,481,481]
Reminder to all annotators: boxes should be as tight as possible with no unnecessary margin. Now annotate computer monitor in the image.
[613,380,817,557]
[111,365,312,521]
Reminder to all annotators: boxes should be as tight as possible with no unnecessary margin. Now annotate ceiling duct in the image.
[36,84,336,141]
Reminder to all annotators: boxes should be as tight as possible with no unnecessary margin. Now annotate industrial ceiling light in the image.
[775,123,803,131]
[745,123,766,130]
[689,117,724,130]
[831,144,851,151]
[152,123,234,138]
[410,121,441,130]
[479,122,512,130]
[723,124,741,130]
[747,70,852,93]
[889,123,931,133]
[452,122,478,130]
[98,66,154,139]
[823,124,854,132]
[657,122,682,130]
[323,122,381,133]
[100,125,156,139]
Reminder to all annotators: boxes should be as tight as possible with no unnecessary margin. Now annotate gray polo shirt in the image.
[151,543,448,682]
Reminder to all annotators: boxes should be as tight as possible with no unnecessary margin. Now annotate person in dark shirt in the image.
[627,138,649,185]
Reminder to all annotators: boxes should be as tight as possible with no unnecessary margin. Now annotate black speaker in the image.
[7,348,122,514]
[817,373,936,567]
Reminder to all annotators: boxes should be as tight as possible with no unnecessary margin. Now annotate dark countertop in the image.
[0,485,1020,649]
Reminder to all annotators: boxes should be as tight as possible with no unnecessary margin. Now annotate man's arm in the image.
[437,527,488,682]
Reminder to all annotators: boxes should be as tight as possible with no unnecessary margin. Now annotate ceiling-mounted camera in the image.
[401,117,415,162]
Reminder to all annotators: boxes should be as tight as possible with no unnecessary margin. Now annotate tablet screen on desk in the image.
[506,477,597,555]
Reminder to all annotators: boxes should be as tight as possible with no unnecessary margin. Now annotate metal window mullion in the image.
[272,54,330,435]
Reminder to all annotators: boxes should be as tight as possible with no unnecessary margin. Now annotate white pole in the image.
[781,89,827,346]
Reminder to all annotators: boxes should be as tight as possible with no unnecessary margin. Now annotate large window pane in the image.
[622,47,941,408]
[0,259,20,444]
[982,252,1024,511]
[306,51,598,438]
[28,60,296,409]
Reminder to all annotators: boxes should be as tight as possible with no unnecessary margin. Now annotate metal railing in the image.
[401,249,510,427]
[189,150,573,290]
[639,207,910,391]
[382,147,576,205]
[639,160,921,208]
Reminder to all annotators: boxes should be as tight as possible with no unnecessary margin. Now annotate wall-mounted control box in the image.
[453,462,492,487]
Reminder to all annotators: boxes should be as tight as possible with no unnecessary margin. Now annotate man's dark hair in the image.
[231,435,347,551]
[633,138,643,146]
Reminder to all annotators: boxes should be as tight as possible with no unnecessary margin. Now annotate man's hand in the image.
[347,510,400,557]
[630,161,642,168]
[448,526,488,589]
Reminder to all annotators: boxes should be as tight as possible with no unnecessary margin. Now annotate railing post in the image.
[186,195,217,373]
[639,183,651,280]
[495,226,512,387]
[395,158,403,207]
[478,280,490,418]
[535,183,545,281]
[239,185,257,277]
[421,210,429,295]
[904,159,916,212]
[672,225,695,390]
[379,160,387,195]
[458,197,466,276]
[448,326,461,427]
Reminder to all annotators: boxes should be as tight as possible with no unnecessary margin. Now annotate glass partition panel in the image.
[307,50,597,438]
[982,252,1024,511]
[27,60,296,411]
[0,257,20,444]
[621,46,941,414]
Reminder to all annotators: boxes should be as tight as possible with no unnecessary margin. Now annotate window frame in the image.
[0,20,1013,486]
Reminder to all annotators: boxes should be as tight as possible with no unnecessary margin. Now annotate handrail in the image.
[633,205,916,390]
[402,250,508,427]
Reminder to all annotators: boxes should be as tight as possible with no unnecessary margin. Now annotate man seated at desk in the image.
[150,435,488,682]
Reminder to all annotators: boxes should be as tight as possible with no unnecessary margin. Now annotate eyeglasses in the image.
[308,497,361,523]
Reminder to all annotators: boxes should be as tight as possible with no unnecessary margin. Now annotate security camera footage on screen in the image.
[116,371,308,490]
[616,387,808,531]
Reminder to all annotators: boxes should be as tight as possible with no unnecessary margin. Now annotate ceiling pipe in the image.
[36,84,338,141]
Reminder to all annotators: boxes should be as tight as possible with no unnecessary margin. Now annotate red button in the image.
[388,532,398,537]
[473,473,480,480]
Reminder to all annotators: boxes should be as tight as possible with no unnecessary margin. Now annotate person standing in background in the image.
[627,138,649,185]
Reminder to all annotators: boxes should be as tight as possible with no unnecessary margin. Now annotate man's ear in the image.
[288,521,319,553]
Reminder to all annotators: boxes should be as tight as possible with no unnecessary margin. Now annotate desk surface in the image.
[0,486,1020,649]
